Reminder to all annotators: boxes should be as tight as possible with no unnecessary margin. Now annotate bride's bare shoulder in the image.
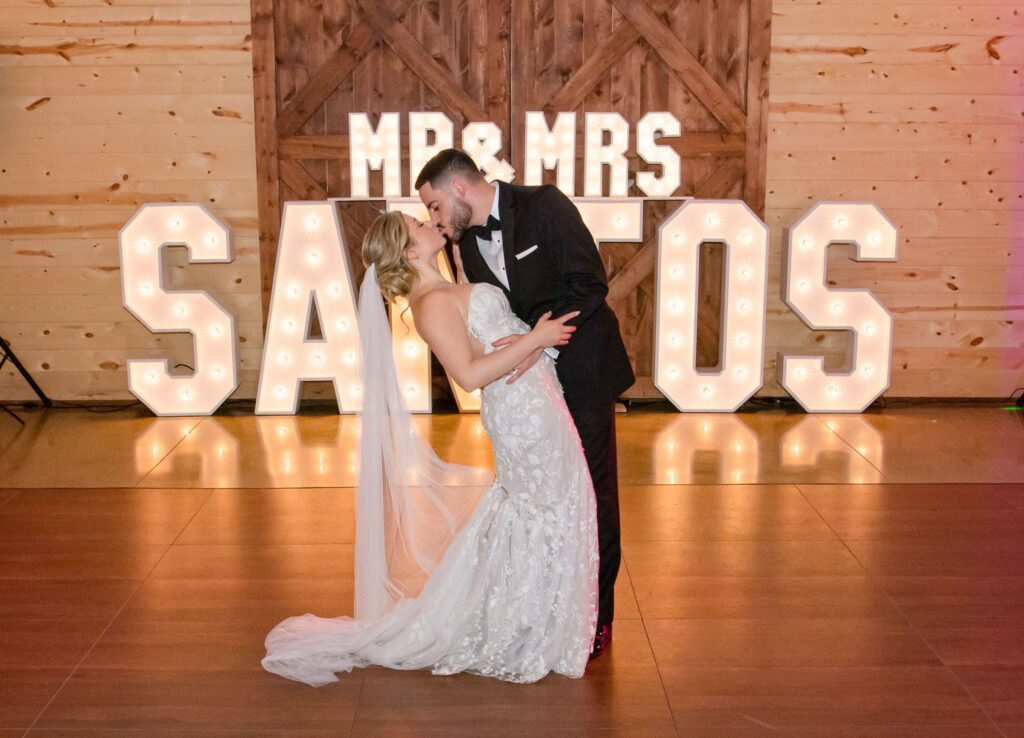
[410,283,473,321]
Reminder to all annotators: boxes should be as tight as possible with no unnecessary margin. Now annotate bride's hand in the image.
[530,310,580,349]
[491,335,542,384]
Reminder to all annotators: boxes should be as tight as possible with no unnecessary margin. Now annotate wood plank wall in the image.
[1,0,1020,402]
[0,0,264,401]
[766,0,1023,398]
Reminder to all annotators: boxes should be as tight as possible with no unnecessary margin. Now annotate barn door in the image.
[251,0,772,400]
[251,0,512,318]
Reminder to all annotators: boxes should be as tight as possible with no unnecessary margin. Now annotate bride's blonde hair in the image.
[361,211,419,302]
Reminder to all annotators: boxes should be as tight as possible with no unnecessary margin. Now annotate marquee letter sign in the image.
[348,113,402,198]
[254,201,362,415]
[119,198,898,417]
[654,200,770,413]
[779,202,898,413]
[118,108,898,417]
[119,203,238,416]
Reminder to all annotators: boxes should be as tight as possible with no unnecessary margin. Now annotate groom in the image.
[416,149,634,657]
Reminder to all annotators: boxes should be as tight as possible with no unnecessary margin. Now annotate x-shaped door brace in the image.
[274,0,748,141]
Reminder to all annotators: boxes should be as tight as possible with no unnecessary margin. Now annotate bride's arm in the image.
[413,291,577,392]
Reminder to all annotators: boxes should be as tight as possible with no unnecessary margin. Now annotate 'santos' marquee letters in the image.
[118,111,898,417]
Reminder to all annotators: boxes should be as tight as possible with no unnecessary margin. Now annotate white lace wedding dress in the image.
[262,282,599,685]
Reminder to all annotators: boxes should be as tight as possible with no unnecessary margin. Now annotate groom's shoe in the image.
[589,623,612,660]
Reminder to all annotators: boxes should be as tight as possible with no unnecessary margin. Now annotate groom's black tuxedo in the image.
[461,181,635,409]
[461,180,634,628]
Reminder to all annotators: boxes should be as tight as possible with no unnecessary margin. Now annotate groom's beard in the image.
[449,196,473,242]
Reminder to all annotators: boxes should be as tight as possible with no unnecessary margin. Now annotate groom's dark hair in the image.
[415,148,485,190]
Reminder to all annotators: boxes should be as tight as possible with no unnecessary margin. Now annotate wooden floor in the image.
[0,403,1023,736]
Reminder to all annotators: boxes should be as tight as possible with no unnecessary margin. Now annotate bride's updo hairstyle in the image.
[361,211,418,302]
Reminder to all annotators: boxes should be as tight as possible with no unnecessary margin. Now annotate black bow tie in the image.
[477,214,501,241]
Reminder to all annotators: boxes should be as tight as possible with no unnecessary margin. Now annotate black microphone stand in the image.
[0,336,52,425]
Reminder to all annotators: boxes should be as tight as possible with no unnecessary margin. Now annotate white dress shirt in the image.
[475,185,508,289]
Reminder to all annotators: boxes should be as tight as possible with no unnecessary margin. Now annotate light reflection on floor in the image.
[1,404,1021,488]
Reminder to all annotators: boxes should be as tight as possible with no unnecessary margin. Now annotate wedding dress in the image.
[262,280,599,686]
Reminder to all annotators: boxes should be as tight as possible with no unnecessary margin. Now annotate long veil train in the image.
[347,264,493,620]
[261,265,492,685]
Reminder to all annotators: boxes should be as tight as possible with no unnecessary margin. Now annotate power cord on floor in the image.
[1010,387,1024,408]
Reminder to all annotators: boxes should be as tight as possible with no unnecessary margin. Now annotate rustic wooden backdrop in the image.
[251,0,771,401]
[1,0,1021,403]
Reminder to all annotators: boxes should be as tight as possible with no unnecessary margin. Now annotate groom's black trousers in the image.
[565,397,621,628]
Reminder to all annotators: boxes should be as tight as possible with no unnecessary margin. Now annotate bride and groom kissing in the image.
[262,148,635,685]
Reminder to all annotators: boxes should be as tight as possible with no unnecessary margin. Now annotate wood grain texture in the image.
[250,0,279,324]
[4,411,1023,729]
[1,0,1019,402]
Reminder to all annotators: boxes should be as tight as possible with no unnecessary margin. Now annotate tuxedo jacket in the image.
[460,180,635,409]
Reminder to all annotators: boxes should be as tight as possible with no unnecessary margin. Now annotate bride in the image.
[261,210,599,686]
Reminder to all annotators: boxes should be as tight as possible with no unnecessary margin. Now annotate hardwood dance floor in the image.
[0,404,1022,736]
